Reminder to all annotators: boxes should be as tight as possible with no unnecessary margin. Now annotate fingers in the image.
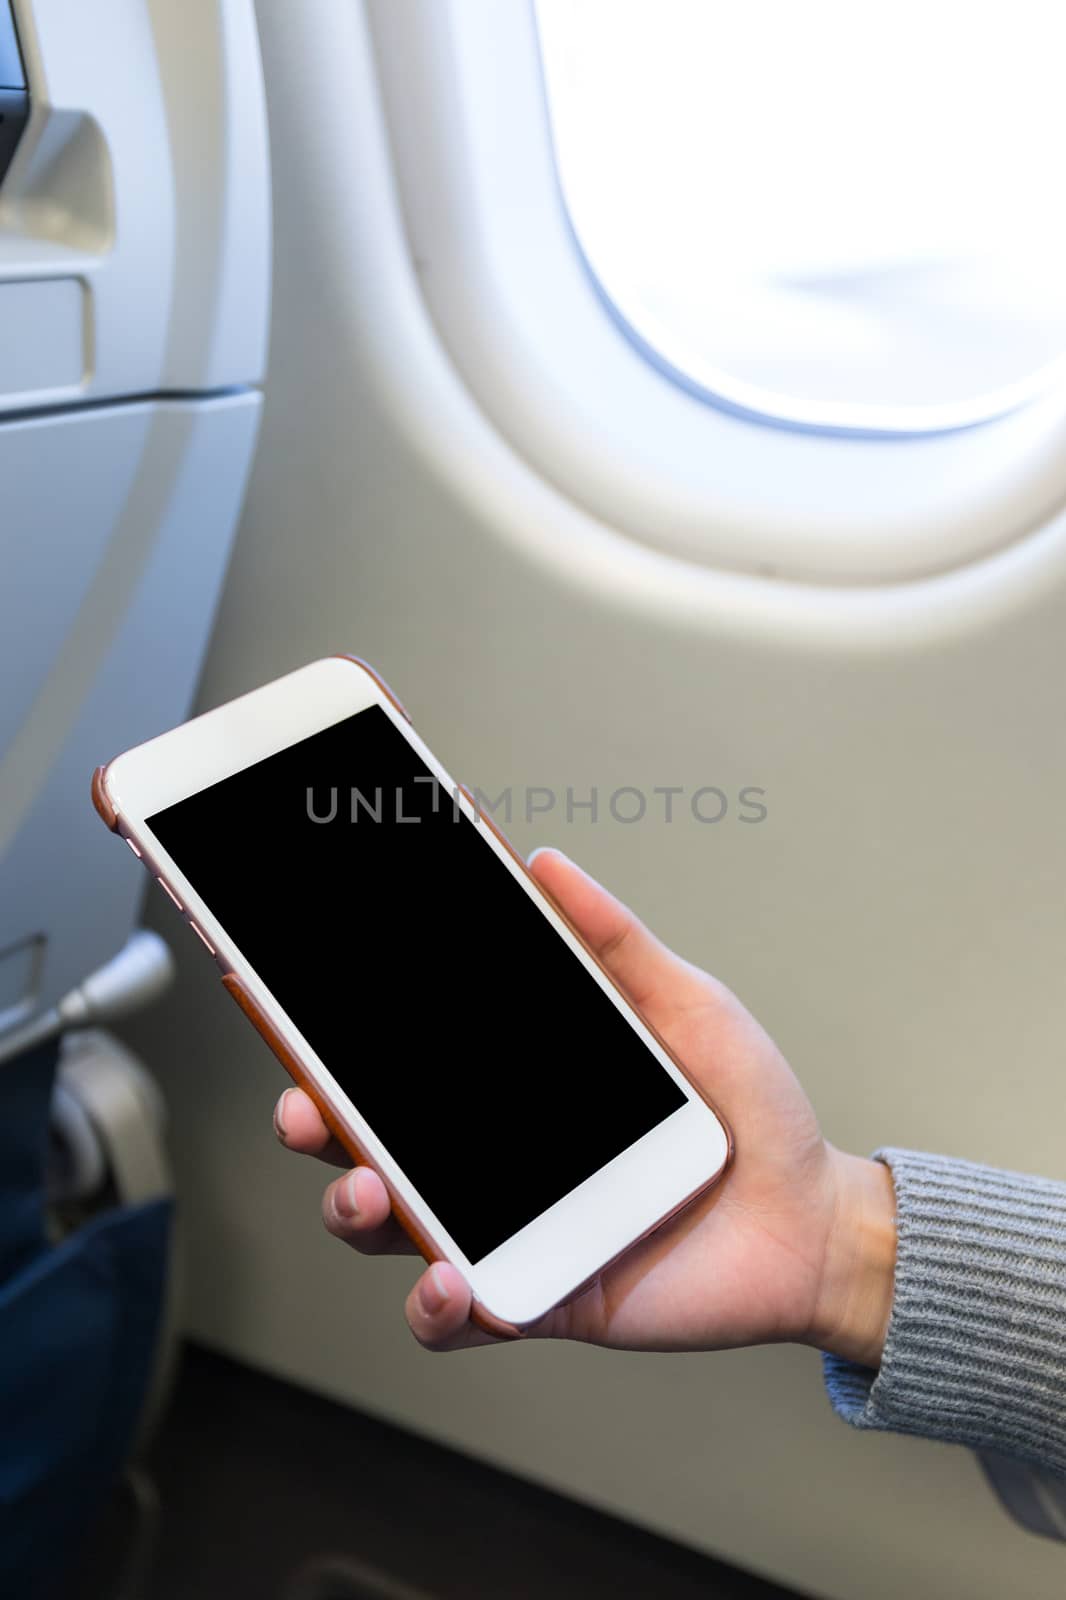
[404,1263,501,1352]
[319,1161,506,1349]
[322,1179,507,1349]
[526,847,710,1018]
[275,1088,418,1255]
[321,1176,505,1348]
[274,1087,350,1168]
[321,1175,500,1350]
[278,1089,471,1272]
[321,1164,420,1256]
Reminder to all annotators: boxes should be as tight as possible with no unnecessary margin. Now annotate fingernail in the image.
[419,1265,451,1316]
[274,1088,294,1144]
[527,845,567,867]
[333,1171,360,1220]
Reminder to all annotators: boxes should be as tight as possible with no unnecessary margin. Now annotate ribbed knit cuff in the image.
[823,1148,1066,1479]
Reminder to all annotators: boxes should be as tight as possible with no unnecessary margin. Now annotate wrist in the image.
[806,1148,897,1369]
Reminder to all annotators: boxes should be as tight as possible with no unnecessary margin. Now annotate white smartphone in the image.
[93,655,733,1334]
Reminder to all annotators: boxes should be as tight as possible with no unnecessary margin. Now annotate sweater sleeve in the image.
[822,1148,1066,1536]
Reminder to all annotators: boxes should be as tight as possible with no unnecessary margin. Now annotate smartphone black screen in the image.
[148,705,686,1262]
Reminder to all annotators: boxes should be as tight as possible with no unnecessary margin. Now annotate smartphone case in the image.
[92,654,734,1340]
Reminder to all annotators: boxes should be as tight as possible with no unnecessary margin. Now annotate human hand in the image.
[274,848,896,1365]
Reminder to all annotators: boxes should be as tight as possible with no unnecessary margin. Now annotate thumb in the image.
[525,847,708,1017]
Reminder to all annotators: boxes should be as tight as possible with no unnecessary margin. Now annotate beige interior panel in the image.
[122,5,1066,1596]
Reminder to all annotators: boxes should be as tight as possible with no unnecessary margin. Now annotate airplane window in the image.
[535,0,1066,436]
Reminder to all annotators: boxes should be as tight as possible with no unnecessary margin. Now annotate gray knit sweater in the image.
[823,1148,1066,1539]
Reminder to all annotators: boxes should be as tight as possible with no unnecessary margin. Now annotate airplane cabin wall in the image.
[123,5,1066,1597]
